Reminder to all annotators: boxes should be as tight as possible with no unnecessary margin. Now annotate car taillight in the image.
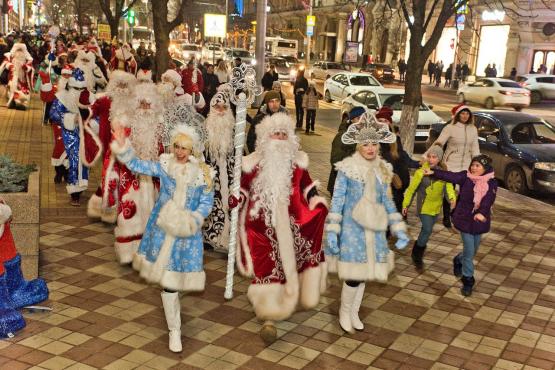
[523,92,530,96]
[499,90,513,95]
[519,82,529,87]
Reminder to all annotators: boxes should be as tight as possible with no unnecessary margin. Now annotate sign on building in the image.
[204,14,227,38]
[344,41,359,63]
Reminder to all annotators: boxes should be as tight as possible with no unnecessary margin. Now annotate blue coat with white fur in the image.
[325,152,406,282]
[115,141,214,292]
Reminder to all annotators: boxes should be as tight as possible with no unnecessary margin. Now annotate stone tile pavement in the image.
[1,98,555,369]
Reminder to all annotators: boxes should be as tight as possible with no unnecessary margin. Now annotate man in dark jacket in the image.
[293,69,308,128]
[261,64,279,91]
[246,90,288,153]
[202,64,220,116]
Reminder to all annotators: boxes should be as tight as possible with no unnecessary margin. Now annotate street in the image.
[279,78,555,205]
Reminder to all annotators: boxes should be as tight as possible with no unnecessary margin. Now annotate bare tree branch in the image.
[423,0,440,31]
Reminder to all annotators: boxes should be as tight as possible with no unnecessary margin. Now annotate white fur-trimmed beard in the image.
[205,109,235,160]
[251,138,298,226]
[130,109,162,160]
[157,82,176,105]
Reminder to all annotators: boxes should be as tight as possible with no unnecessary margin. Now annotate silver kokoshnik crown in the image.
[341,112,397,145]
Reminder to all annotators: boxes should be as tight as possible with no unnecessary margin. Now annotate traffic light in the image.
[127,9,135,25]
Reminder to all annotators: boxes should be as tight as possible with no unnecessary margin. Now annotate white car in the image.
[457,78,531,111]
[516,74,555,103]
[181,44,202,61]
[223,48,256,67]
[323,73,382,102]
[309,61,351,81]
[341,88,446,142]
[202,43,223,62]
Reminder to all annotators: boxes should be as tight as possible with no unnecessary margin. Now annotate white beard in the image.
[251,138,298,226]
[205,109,235,161]
[129,109,162,160]
[157,82,176,106]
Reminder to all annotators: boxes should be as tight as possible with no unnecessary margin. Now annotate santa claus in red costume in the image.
[87,71,137,222]
[158,69,205,111]
[0,43,34,109]
[109,87,163,264]
[232,112,329,343]
[110,43,137,75]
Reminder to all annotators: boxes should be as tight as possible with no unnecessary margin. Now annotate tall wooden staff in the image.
[224,63,261,300]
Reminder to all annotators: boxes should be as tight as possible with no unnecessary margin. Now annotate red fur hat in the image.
[451,103,470,117]
[375,106,393,123]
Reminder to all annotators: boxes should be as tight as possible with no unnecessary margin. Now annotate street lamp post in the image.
[254,0,266,105]
[305,0,312,67]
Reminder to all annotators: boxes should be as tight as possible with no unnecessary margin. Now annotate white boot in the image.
[161,291,182,353]
[351,283,365,331]
[339,283,357,334]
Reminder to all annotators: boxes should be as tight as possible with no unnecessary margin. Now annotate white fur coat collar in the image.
[335,152,393,184]
[160,154,207,187]
[242,150,309,173]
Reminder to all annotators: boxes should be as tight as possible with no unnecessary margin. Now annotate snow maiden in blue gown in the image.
[325,113,410,334]
[111,123,214,353]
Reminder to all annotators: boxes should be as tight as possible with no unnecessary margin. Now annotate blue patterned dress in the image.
[115,143,214,292]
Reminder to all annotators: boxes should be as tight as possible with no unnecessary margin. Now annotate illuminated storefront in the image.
[434,27,457,71]
[476,24,510,77]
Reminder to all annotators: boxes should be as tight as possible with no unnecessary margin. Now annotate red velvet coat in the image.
[236,151,328,321]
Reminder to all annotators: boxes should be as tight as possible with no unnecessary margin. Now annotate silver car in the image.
[309,61,351,80]
[341,88,445,142]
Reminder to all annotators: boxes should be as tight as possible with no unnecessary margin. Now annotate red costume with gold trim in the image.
[236,133,328,322]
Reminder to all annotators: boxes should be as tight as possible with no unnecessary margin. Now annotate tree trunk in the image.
[110,19,119,40]
[399,51,425,156]
[153,13,170,82]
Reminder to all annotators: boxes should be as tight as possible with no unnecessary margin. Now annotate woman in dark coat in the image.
[327,107,365,194]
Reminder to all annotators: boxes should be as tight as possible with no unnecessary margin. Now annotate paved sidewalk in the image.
[1,98,555,370]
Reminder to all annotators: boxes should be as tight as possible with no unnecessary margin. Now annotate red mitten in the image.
[228,195,240,209]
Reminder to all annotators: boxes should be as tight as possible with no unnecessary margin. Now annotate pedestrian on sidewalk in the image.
[427,60,435,84]
[325,115,409,334]
[430,104,480,228]
[402,146,456,271]
[302,84,319,134]
[397,58,407,82]
[434,62,443,87]
[327,107,365,194]
[461,62,469,83]
[445,64,452,88]
[261,64,279,91]
[294,69,309,129]
[423,154,497,296]
[111,121,215,353]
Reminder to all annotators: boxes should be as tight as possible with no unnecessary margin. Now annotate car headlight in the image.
[534,162,555,171]
[251,59,257,66]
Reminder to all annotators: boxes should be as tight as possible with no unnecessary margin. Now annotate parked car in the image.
[360,63,395,82]
[516,74,555,104]
[457,78,531,111]
[341,88,445,142]
[309,61,351,80]
[202,43,223,61]
[181,44,202,61]
[323,72,382,102]
[428,111,555,194]
[223,48,256,66]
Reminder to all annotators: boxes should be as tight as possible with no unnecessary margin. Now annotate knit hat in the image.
[451,103,471,117]
[470,154,492,172]
[348,106,366,120]
[427,145,444,160]
[375,106,393,123]
[264,90,281,104]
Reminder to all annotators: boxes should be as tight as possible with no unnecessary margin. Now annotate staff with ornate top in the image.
[223,63,261,300]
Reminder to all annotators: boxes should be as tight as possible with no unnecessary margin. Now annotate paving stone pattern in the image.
[1,99,555,369]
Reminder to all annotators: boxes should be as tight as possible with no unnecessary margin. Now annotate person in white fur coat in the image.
[229,112,328,344]
[111,122,214,353]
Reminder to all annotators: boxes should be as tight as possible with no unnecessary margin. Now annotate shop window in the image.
[476,25,510,77]
[533,51,545,73]
[546,52,555,73]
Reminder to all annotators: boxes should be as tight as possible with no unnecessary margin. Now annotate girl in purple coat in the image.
[423,155,497,296]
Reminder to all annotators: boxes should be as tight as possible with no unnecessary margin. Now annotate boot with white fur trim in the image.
[161,291,182,353]
[351,283,365,331]
[339,282,356,334]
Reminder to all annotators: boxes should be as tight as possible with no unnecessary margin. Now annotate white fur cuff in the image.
[325,223,341,234]
[327,213,342,223]
[40,82,52,92]
[0,203,12,224]
[110,140,134,164]
[308,196,327,211]
[390,220,407,234]
[388,212,403,222]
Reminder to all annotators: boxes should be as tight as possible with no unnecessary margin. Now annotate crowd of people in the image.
[0,31,499,354]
